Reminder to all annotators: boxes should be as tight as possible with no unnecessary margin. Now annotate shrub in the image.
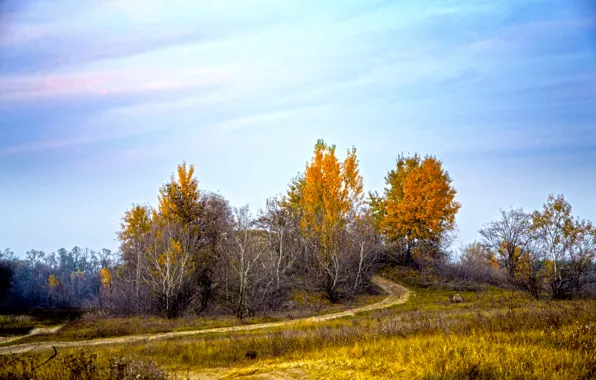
[0,350,170,380]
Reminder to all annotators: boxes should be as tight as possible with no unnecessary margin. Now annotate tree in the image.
[0,249,14,303]
[287,139,364,301]
[372,154,460,267]
[158,162,202,226]
[47,274,60,307]
[256,197,301,309]
[479,208,534,278]
[218,206,265,318]
[531,195,596,299]
[194,192,233,312]
[118,204,153,313]
[116,163,227,316]
[514,240,546,299]
[99,268,112,289]
[350,210,380,291]
[459,242,500,282]
[142,219,197,318]
[158,162,219,312]
[96,267,112,309]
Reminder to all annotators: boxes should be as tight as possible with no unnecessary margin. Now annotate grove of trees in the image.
[1,140,594,317]
[473,195,596,299]
[0,247,116,312]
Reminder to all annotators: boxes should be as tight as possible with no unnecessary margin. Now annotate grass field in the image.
[2,268,595,379]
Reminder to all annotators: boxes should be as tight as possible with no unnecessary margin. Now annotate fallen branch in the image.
[32,346,57,370]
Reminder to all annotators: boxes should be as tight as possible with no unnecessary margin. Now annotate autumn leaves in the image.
[371,154,461,267]
[118,163,207,317]
[286,140,366,300]
[291,142,460,263]
[287,140,459,299]
[117,140,461,315]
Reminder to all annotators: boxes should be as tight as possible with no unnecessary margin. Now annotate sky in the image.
[1,0,595,257]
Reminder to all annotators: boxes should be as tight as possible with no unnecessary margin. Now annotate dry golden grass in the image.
[2,272,595,379]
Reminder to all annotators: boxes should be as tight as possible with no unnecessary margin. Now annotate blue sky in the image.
[1,0,595,256]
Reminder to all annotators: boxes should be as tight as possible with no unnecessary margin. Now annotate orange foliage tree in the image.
[372,154,460,266]
[287,139,364,300]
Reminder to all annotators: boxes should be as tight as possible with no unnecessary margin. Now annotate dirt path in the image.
[0,325,63,346]
[0,276,409,356]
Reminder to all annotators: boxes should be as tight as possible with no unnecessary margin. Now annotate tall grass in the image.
[16,297,588,379]
[0,315,38,336]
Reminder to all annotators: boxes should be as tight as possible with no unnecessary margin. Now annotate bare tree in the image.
[0,249,14,303]
[310,231,350,302]
[350,211,379,291]
[531,195,596,299]
[457,241,502,284]
[117,205,153,314]
[194,192,233,313]
[142,220,198,318]
[569,223,596,294]
[256,197,300,309]
[218,206,266,318]
[479,208,534,278]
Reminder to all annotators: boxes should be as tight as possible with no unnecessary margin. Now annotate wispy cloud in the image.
[0,66,226,102]
[1,0,596,255]
[1,135,96,155]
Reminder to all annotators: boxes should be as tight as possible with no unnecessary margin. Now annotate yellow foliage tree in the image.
[119,205,152,247]
[158,162,201,225]
[287,139,363,299]
[48,274,60,307]
[118,204,152,312]
[295,140,363,251]
[99,268,112,289]
[488,252,500,271]
[373,154,460,265]
[48,274,59,289]
[117,162,206,317]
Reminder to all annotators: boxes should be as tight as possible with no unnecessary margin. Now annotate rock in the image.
[245,350,258,360]
[451,294,465,303]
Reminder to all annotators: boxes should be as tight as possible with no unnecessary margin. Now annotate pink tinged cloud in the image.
[0,66,227,102]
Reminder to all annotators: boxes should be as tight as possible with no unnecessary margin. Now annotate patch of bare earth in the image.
[185,364,307,379]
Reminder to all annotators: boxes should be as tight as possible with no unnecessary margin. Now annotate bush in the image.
[0,351,170,380]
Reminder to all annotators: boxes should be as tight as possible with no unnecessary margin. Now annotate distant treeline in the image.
[0,247,117,312]
[1,139,594,318]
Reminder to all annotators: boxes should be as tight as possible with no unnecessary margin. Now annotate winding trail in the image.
[0,276,409,356]
[0,326,63,346]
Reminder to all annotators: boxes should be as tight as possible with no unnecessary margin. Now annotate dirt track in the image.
[0,276,409,356]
